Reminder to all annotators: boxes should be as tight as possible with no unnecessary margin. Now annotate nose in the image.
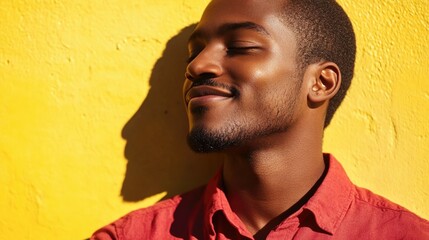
[185,45,223,82]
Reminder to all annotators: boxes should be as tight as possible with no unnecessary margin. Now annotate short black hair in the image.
[280,0,356,127]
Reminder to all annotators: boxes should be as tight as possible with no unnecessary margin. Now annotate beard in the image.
[187,123,244,152]
[186,97,298,153]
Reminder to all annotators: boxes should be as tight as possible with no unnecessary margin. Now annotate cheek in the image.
[226,54,300,107]
[228,56,282,85]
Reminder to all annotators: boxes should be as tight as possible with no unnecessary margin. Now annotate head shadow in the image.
[121,24,223,202]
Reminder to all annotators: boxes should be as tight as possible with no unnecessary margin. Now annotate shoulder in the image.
[91,186,206,240]
[342,185,429,238]
[352,185,426,221]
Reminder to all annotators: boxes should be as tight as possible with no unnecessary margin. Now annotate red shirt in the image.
[91,154,429,239]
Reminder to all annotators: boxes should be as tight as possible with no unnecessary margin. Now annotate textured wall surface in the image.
[1,0,428,239]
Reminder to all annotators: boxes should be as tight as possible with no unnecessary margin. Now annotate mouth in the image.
[185,85,234,104]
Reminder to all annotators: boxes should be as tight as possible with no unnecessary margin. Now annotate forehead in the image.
[194,0,287,36]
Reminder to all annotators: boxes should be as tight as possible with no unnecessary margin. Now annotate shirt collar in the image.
[202,153,354,236]
[203,168,254,238]
[299,153,354,234]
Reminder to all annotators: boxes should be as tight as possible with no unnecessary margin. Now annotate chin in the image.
[187,125,241,153]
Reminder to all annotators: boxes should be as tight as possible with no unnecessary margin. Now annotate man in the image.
[92,0,429,239]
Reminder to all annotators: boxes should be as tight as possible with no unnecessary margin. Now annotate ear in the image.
[308,62,341,105]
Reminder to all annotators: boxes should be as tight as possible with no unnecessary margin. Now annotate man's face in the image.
[183,0,306,152]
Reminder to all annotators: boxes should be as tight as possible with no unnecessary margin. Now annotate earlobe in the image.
[308,62,341,104]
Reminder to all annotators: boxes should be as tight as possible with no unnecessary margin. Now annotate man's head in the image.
[183,0,356,152]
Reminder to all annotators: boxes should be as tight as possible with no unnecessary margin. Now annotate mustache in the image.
[191,79,238,96]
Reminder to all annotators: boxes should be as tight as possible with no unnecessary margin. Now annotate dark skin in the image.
[183,0,341,238]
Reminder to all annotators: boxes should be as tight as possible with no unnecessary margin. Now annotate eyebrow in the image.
[188,21,271,44]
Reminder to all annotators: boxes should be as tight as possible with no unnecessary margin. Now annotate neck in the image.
[222,118,326,236]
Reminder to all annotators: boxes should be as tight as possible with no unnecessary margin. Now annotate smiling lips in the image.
[185,85,234,104]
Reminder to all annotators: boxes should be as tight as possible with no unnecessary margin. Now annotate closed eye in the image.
[227,46,261,55]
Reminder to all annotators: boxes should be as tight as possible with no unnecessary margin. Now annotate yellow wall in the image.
[1,0,427,239]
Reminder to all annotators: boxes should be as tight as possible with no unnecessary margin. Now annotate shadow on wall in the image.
[121,24,223,202]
